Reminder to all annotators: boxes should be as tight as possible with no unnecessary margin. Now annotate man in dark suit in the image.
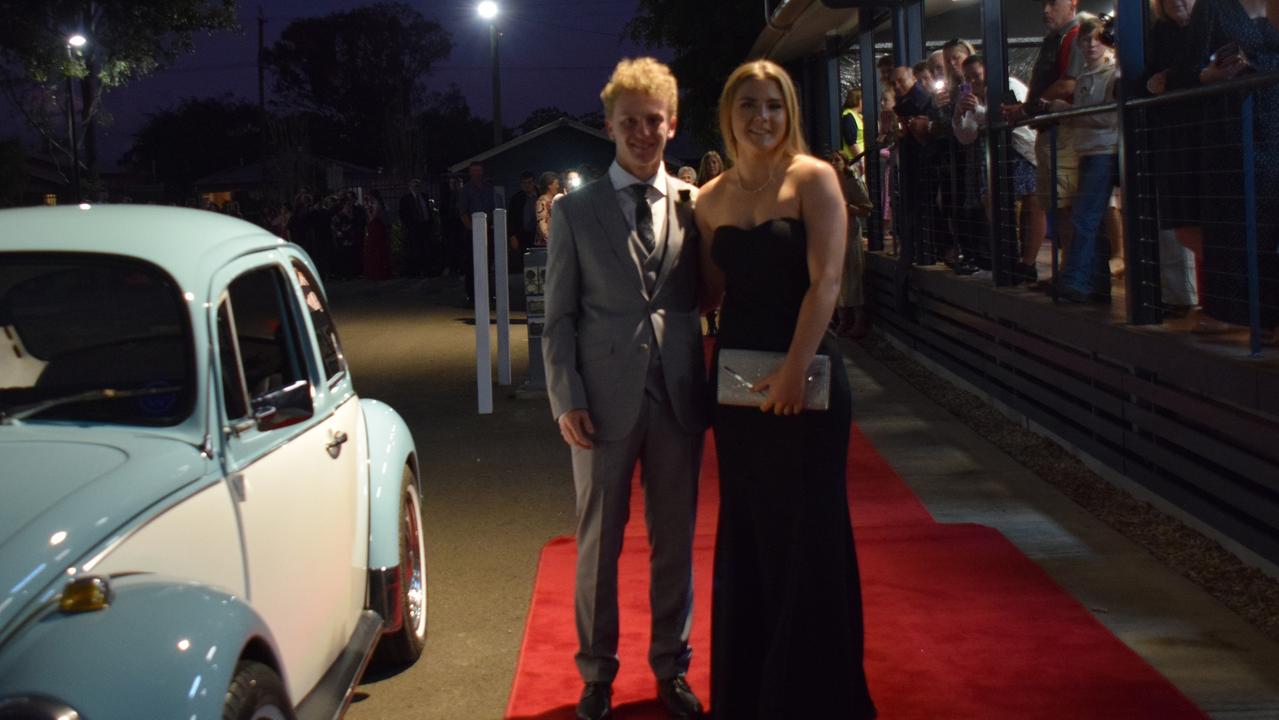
[543,57,707,720]
[506,170,538,273]
[398,178,432,277]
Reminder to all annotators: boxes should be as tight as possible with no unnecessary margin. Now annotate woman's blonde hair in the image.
[717,60,808,164]
[600,57,679,119]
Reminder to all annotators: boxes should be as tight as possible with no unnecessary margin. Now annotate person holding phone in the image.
[1184,0,1279,341]
[953,55,1045,283]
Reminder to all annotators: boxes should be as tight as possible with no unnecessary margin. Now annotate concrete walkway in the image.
[334,277,1279,719]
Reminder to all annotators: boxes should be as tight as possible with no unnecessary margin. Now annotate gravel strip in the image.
[854,329,1279,644]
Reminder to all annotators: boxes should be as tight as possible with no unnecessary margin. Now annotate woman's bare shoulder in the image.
[694,173,732,219]
[787,153,837,182]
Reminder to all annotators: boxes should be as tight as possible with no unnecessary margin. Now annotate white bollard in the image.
[493,209,512,386]
[472,212,492,414]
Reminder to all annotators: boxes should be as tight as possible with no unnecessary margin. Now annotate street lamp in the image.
[477,2,501,147]
[65,34,86,204]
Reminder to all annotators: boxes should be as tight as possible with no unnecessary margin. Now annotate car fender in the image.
[361,398,419,570]
[0,578,284,720]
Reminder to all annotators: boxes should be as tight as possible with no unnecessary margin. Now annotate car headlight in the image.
[0,695,82,719]
[58,576,112,614]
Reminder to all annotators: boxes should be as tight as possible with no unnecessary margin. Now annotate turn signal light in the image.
[59,576,112,613]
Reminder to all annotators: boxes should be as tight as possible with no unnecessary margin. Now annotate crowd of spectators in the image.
[865,0,1278,344]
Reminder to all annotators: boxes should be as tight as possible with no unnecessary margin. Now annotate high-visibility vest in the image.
[840,108,864,162]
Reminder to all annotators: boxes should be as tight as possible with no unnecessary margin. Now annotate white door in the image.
[211,256,361,702]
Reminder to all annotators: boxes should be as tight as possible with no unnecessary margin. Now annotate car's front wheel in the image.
[373,466,427,668]
[223,661,293,720]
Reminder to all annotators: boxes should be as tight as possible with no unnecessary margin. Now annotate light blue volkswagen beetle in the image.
[0,205,425,719]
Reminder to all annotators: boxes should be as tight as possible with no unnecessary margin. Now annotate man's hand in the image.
[557,409,596,449]
[1146,70,1168,95]
[1201,54,1248,84]
[1001,102,1026,123]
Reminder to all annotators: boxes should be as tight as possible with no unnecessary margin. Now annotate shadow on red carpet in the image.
[505,425,1208,719]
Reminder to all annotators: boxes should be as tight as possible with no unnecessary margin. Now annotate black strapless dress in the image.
[710,218,876,719]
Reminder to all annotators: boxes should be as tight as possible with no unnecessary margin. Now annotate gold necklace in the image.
[737,160,779,193]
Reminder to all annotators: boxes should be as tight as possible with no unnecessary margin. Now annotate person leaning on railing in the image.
[953,55,1046,283]
[1003,0,1087,286]
[1047,16,1120,304]
[1146,0,1206,320]
[1181,0,1279,343]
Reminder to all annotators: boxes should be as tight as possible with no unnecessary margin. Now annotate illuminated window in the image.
[44,194,57,206]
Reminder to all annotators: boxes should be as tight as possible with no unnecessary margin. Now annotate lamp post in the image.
[66,34,86,204]
[478,1,501,147]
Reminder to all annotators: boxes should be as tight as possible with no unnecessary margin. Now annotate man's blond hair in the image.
[600,57,679,118]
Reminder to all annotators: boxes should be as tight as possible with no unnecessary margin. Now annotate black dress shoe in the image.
[577,681,612,720]
[657,675,704,719]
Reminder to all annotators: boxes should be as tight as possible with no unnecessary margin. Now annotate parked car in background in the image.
[0,205,426,719]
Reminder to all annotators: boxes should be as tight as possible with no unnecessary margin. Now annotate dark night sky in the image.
[87,0,670,169]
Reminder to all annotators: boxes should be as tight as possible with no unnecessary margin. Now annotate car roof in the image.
[1,205,288,289]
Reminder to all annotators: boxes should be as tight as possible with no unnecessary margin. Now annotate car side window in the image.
[291,261,345,382]
[222,266,308,411]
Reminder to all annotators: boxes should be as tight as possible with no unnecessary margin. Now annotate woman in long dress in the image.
[694,59,877,720]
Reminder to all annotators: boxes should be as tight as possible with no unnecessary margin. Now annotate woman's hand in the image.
[754,363,807,416]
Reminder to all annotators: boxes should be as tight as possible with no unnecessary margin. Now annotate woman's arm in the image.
[755,157,846,416]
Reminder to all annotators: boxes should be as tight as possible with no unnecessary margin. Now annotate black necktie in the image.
[630,184,655,255]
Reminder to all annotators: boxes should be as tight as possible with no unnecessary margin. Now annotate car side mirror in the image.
[251,379,314,432]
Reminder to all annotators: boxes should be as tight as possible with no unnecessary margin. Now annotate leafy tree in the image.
[418,85,491,172]
[0,0,238,179]
[120,95,263,199]
[519,106,569,134]
[263,1,451,171]
[627,0,761,147]
[0,137,26,207]
[575,109,605,130]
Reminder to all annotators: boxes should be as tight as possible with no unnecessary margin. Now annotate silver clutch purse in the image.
[716,348,831,411]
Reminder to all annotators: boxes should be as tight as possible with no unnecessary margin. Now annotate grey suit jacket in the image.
[542,175,709,442]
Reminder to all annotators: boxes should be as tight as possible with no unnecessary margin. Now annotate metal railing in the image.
[876,71,1279,357]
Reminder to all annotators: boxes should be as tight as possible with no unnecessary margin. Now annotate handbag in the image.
[716,348,831,411]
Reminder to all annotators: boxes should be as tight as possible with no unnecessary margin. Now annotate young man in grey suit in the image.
[542,57,708,720]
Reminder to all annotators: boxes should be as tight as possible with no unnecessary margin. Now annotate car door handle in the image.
[326,431,349,459]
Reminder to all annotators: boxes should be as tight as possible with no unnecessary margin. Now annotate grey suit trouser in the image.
[571,368,703,683]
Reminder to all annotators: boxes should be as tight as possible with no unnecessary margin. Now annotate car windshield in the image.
[0,253,194,426]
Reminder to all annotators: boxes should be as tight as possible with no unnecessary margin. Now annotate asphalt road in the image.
[327,276,570,720]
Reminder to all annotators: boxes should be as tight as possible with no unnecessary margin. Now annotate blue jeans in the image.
[1060,154,1116,295]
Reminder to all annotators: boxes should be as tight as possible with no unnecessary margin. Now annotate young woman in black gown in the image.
[694,59,877,720]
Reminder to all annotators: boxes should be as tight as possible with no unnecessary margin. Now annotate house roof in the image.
[448,117,610,173]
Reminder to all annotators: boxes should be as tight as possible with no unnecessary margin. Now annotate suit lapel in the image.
[588,180,647,296]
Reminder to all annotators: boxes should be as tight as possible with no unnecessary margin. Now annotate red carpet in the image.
[506,426,1208,719]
